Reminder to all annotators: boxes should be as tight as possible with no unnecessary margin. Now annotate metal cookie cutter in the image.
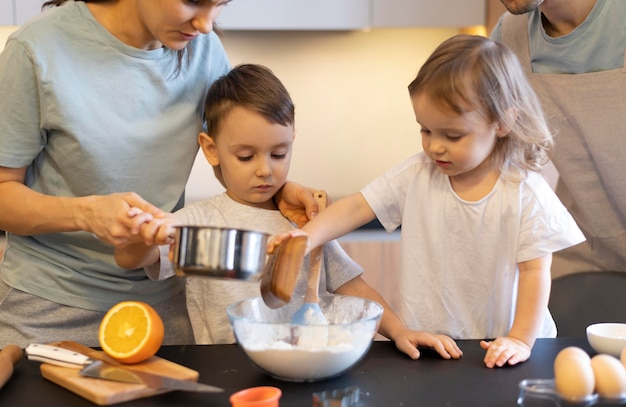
[312,386,360,407]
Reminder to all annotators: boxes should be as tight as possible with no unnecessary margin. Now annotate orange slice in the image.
[98,301,164,364]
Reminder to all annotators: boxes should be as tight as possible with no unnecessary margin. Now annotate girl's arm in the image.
[509,254,552,347]
[268,192,376,254]
[481,254,552,368]
[335,276,463,361]
[303,192,377,249]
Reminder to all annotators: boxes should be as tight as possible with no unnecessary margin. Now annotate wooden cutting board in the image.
[39,341,199,406]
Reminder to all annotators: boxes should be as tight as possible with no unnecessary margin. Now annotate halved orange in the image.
[98,301,164,364]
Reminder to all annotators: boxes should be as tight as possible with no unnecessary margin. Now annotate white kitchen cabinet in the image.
[0,0,43,25]
[218,0,486,30]
[217,0,369,30]
[15,0,44,24]
[0,0,15,25]
[372,0,485,28]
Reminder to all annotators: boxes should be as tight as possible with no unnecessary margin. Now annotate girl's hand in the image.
[266,229,308,254]
[480,337,531,368]
[394,329,463,360]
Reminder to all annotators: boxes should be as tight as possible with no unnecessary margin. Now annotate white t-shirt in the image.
[361,152,585,339]
[148,193,364,344]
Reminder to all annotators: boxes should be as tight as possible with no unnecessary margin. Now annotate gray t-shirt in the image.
[148,193,364,344]
[0,1,231,310]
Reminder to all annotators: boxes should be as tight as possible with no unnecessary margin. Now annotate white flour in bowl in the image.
[228,295,383,381]
[245,341,367,380]
[233,317,377,380]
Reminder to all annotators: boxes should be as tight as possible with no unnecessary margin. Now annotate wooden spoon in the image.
[260,234,308,308]
[290,191,328,323]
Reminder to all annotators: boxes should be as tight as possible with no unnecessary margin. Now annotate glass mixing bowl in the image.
[227,295,383,382]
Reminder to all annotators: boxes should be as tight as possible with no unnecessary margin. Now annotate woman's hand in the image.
[84,192,166,248]
[480,336,531,368]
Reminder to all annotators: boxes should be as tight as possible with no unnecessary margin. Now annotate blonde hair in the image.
[408,34,553,180]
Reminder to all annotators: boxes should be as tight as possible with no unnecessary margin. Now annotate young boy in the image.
[114,64,461,360]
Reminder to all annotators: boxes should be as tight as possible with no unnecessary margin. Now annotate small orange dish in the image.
[230,386,281,407]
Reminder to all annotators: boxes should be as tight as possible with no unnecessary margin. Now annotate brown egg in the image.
[591,354,626,398]
[555,346,590,365]
[554,347,595,401]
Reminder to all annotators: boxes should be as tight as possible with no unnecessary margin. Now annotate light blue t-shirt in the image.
[491,0,626,74]
[0,1,231,310]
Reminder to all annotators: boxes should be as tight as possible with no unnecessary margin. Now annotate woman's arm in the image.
[0,165,165,247]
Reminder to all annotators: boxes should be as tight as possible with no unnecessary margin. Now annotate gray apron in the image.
[502,13,626,277]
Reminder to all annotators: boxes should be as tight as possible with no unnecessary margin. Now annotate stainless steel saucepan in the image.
[172,226,269,280]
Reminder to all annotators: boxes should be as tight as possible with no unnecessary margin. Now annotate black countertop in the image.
[0,338,614,407]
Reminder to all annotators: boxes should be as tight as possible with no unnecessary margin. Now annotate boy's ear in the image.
[198,132,219,166]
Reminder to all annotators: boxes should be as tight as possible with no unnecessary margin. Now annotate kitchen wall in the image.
[189,27,461,202]
[0,25,17,44]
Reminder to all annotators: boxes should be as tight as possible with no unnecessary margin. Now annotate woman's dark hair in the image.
[42,0,213,75]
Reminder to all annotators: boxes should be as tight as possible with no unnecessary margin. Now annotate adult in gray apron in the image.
[501,13,626,278]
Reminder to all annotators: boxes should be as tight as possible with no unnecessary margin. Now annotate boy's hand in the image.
[480,337,531,368]
[394,329,463,360]
[127,208,177,246]
[275,182,321,228]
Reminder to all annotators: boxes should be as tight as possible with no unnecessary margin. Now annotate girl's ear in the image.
[495,107,517,137]
[198,132,219,166]
[495,122,510,137]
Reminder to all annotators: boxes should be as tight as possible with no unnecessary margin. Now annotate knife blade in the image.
[25,343,223,393]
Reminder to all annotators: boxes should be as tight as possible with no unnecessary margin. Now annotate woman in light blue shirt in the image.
[0,0,315,347]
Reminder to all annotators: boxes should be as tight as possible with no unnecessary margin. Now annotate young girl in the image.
[269,35,585,368]
[115,64,462,359]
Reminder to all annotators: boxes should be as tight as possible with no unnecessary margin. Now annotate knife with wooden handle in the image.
[0,344,22,390]
[25,344,224,393]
